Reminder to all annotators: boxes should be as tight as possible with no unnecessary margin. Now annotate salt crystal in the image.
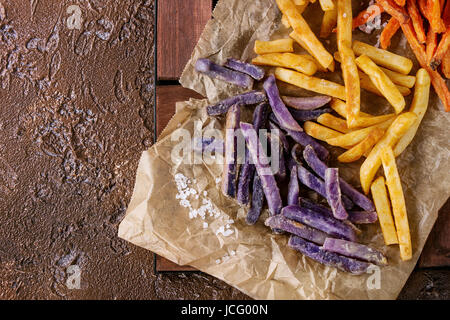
[203,222,208,229]
[215,259,221,264]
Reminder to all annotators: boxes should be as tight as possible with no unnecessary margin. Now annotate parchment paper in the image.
[118,0,450,299]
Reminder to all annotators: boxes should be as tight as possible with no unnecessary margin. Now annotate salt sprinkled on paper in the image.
[174,172,235,236]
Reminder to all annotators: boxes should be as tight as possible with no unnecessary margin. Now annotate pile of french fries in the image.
[248,0,438,261]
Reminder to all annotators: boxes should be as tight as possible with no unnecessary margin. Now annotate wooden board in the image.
[157,0,212,80]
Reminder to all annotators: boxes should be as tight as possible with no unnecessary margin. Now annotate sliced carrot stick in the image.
[375,0,410,23]
[430,26,450,68]
[407,0,427,43]
[380,18,401,49]
[352,4,384,29]
[401,20,450,111]
[426,27,438,63]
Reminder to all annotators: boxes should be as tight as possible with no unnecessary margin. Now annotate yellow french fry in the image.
[274,67,346,100]
[326,118,394,148]
[294,0,307,4]
[254,39,294,55]
[304,121,342,141]
[338,127,385,162]
[356,55,406,114]
[371,176,399,246]
[252,53,318,76]
[394,68,430,156]
[320,2,337,38]
[317,113,352,133]
[350,113,396,128]
[352,40,413,74]
[359,72,411,97]
[360,112,417,194]
[334,51,416,88]
[330,98,371,118]
[381,147,412,261]
[276,0,334,69]
[319,0,335,11]
[281,14,291,28]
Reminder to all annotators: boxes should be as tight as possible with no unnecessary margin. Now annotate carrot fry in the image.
[400,20,450,111]
[426,28,438,63]
[429,0,446,33]
[441,49,450,78]
[407,0,427,43]
[443,0,450,27]
[380,18,401,49]
[375,0,410,23]
[430,27,450,68]
[418,0,429,19]
[394,0,406,6]
[352,4,384,29]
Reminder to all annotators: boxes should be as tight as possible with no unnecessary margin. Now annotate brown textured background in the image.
[0,0,447,300]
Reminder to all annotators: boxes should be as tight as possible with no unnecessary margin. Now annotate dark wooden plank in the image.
[156,85,204,136]
[419,198,450,268]
[157,0,212,80]
[155,85,204,272]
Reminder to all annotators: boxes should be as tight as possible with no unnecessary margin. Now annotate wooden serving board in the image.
[154,0,449,272]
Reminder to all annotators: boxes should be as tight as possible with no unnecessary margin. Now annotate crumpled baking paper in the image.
[119,0,450,299]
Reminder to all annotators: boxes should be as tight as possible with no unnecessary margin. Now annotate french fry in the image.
[326,118,395,148]
[294,0,307,4]
[359,71,411,96]
[352,40,413,74]
[380,147,412,261]
[254,39,294,54]
[360,112,417,194]
[337,0,360,127]
[274,67,346,99]
[356,55,406,113]
[277,0,334,69]
[394,68,430,156]
[319,0,335,11]
[430,27,450,69]
[426,28,438,63]
[429,0,446,33]
[304,121,343,141]
[375,0,410,23]
[320,2,338,38]
[370,176,399,246]
[400,20,450,111]
[351,113,396,128]
[394,0,405,6]
[317,113,352,133]
[443,0,450,26]
[281,14,291,28]
[252,53,318,75]
[417,0,429,18]
[441,50,450,78]
[407,0,426,44]
[338,127,386,162]
[330,98,372,118]
[380,17,400,50]
[352,4,384,29]
[334,51,416,87]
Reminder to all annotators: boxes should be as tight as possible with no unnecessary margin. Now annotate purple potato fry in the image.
[297,165,353,210]
[206,90,267,116]
[263,75,303,132]
[269,121,289,151]
[281,95,332,110]
[298,198,362,234]
[266,131,286,181]
[237,102,270,205]
[289,236,371,275]
[323,238,387,266]
[290,144,304,165]
[347,210,378,224]
[221,105,240,198]
[302,145,374,211]
[240,122,282,216]
[224,58,265,80]
[246,172,265,225]
[287,166,300,206]
[290,107,333,121]
[265,215,327,245]
[282,205,357,241]
[195,58,253,88]
[192,137,224,154]
[325,168,348,220]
